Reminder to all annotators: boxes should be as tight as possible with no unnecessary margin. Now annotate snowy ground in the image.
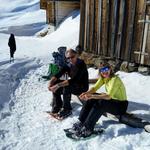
[0,1,150,150]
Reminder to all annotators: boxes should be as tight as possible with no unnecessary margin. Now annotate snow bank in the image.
[0,58,41,110]
[0,0,46,36]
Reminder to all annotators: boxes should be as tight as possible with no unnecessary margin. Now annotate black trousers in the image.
[52,80,87,111]
[10,49,15,58]
[79,99,128,130]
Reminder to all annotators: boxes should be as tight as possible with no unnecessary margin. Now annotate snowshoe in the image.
[64,127,104,140]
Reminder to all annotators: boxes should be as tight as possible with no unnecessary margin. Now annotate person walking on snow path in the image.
[8,33,16,63]
[69,61,128,138]
[48,49,89,119]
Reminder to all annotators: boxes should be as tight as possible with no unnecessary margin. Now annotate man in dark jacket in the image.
[8,33,16,63]
[48,49,89,119]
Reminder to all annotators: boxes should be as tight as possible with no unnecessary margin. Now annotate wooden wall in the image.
[144,3,150,65]
[54,1,80,27]
[79,0,150,65]
[40,0,47,9]
[46,1,55,25]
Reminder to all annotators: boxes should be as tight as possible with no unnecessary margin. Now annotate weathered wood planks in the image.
[79,0,150,65]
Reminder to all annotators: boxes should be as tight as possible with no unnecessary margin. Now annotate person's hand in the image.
[79,92,88,100]
[48,77,57,91]
[83,93,93,101]
[48,84,59,93]
[48,81,53,91]
[79,92,93,100]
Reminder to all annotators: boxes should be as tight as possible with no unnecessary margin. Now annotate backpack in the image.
[42,63,60,80]
[52,46,67,68]
[42,46,67,80]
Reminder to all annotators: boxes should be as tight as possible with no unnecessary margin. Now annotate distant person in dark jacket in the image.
[8,34,16,63]
[48,49,89,119]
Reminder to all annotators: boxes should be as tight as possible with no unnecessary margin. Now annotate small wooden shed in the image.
[40,0,80,27]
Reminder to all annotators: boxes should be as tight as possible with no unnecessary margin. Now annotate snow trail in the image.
[0,62,80,150]
[1,62,150,150]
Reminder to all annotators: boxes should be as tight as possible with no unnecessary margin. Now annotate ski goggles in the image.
[99,66,110,73]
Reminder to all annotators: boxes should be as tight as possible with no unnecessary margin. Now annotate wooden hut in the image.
[40,0,150,66]
[40,0,80,27]
[79,0,150,66]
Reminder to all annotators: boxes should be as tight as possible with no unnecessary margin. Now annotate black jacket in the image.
[8,34,16,52]
[55,58,89,90]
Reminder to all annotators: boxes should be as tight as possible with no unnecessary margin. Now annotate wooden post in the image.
[97,0,102,55]
[127,0,137,63]
[79,0,86,50]
[133,0,147,63]
[84,0,90,51]
[107,0,113,58]
[110,0,119,58]
[136,15,150,64]
[93,0,99,54]
[89,0,95,53]
[115,0,126,60]
[40,0,47,9]
[141,15,149,64]
[101,0,110,56]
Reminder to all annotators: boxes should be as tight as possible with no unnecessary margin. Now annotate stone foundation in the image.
[80,52,150,75]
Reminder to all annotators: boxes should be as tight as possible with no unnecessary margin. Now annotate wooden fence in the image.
[79,0,150,65]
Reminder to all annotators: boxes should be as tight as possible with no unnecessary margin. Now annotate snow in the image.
[0,0,150,150]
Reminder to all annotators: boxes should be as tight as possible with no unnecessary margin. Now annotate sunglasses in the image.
[66,55,75,60]
[99,66,110,73]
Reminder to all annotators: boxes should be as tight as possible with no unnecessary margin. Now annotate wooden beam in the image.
[133,0,147,63]
[89,0,95,53]
[79,0,86,49]
[101,0,110,56]
[97,0,102,55]
[140,15,149,64]
[93,0,99,54]
[40,0,47,9]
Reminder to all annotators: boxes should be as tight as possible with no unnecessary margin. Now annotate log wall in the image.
[79,0,150,65]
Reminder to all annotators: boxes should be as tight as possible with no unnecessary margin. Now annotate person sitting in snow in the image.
[48,48,89,119]
[69,61,128,138]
